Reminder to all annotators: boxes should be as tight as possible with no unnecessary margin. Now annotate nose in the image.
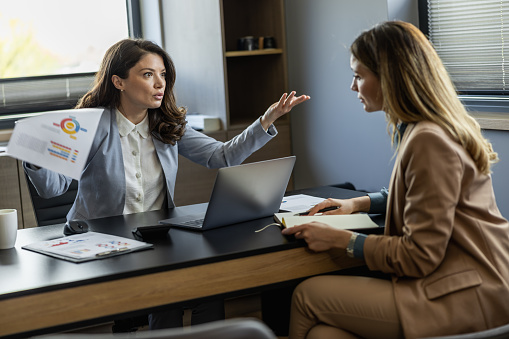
[154,74,165,89]
[350,78,358,92]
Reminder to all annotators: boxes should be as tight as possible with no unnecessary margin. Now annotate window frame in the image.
[0,0,142,130]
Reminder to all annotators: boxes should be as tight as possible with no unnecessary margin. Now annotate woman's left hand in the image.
[260,91,310,131]
[281,221,352,252]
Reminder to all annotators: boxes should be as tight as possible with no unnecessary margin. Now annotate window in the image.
[0,0,141,127]
[420,0,509,112]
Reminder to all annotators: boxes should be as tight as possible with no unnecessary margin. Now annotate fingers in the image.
[281,224,305,235]
[290,94,311,107]
[278,92,288,105]
[275,92,290,110]
[278,91,310,111]
[281,221,320,235]
[274,92,292,112]
[285,94,308,109]
[284,91,296,106]
[307,198,336,216]
[307,202,327,216]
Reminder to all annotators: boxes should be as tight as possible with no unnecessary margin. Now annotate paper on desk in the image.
[280,194,326,212]
[22,232,153,263]
[6,108,103,179]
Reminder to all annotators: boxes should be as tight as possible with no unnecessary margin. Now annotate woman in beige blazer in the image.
[282,21,509,339]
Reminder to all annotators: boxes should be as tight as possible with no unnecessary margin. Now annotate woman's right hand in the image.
[260,91,310,131]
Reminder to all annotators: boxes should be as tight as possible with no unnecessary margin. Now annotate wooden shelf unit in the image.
[221,0,289,128]
[161,0,293,205]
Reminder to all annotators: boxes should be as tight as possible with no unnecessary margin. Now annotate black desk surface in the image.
[0,186,382,301]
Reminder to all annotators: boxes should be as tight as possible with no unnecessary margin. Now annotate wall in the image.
[139,0,509,218]
[285,0,392,193]
[285,0,509,218]
[387,0,419,24]
[160,0,228,126]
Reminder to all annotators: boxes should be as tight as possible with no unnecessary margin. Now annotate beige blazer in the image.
[364,122,509,338]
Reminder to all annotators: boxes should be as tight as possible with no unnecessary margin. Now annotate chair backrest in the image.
[25,176,78,226]
[32,318,277,339]
[422,322,509,339]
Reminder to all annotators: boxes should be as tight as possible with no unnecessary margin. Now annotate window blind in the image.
[0,74,94,114]
[427,0,509,93]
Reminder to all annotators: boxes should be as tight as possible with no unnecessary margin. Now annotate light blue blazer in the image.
[24,108,277,221]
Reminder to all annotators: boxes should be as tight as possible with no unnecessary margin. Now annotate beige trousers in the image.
[289,275,404,339]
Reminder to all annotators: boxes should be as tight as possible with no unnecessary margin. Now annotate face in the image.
[113,53,166,114]
[350,55,383,112]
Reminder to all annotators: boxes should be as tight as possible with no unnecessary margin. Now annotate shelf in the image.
[225,49,283,58]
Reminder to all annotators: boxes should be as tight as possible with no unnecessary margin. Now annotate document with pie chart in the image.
[6,108,104,180]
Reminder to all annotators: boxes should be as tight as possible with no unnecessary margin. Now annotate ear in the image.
[111,75,124,91]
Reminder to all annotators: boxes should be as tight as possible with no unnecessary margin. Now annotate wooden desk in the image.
[0,186,382,338]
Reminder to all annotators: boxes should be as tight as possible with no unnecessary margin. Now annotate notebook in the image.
[273,212,379,230]
[159,156,296,231]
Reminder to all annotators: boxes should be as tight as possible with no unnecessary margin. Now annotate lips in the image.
[154,93,164,100]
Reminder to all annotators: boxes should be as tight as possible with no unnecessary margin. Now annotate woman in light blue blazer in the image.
[24,38,309,331]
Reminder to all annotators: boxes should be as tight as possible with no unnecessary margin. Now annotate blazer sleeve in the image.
[178,118,277,168]
[23,162,73,199]
[363,127,464,277]
[367,188,388,214]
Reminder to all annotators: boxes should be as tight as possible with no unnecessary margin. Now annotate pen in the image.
[296,206,340,216]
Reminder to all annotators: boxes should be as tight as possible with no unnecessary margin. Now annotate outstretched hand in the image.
[260,91,310,130]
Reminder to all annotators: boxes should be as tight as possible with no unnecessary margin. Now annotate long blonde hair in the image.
[350,21,498,174]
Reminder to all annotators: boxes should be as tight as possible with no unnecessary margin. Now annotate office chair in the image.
[421,322,509,339]
[25,175,79,226]
[33,318,277,339]
[329,182,356,190]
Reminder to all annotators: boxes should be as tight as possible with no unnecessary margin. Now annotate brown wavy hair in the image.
[350,21,498,174]
[76,38,187,145]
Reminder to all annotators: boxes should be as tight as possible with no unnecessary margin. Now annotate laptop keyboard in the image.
[179,218,204,228]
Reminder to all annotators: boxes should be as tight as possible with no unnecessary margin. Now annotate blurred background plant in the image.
[0,0,128,80]
[0,14,60,78]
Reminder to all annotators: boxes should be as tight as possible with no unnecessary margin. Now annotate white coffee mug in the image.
[0,209,17,249]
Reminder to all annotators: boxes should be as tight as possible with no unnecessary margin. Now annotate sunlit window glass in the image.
[0,0,129,79]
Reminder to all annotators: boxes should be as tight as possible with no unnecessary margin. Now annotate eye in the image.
[143,72,153,78]
[161,72,166,78]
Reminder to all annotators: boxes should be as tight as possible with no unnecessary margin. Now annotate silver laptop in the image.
[159,156,296,231]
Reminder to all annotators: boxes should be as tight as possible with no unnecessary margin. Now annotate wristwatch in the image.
[346,232,359,258]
